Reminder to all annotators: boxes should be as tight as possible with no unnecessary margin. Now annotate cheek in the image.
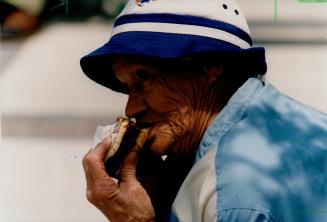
[145,82,189,114]
[146,89,191,135]
[148,121,185,155]
[144,80,194,153]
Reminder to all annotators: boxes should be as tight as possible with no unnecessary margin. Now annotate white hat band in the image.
[112,22,251,49]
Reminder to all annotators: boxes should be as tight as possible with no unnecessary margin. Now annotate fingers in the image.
[82,137,118,200]
[83,137,110,177]
[120,150,139,183]
[92,136,112,161]
[82,137,156,221]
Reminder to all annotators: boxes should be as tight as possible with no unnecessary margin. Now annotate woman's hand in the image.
[82,137,155,222]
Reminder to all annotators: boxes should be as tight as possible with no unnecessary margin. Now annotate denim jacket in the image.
[169,78,327,222]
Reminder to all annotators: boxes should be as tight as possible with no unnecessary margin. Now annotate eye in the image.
[133,81,143,92]
[136,68,150,82]
[120,82,129,93]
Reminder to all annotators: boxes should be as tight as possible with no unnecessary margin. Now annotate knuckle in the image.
[86,189,102,203]
[120,168,136,177]
[82,154,96,166]
[86,190,95,203]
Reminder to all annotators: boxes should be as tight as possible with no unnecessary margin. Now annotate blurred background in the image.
[0,0,326,221]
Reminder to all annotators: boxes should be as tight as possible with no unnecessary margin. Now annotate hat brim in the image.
[80,31,266,94]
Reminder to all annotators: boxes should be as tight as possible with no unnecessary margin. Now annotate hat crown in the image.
[118,0,250,37]
[80,0,267,93]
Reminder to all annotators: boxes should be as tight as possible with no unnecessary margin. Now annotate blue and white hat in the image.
[81,0,266,93]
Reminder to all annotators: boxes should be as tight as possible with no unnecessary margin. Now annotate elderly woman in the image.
[80,0,327,222]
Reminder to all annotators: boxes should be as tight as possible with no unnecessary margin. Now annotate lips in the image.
[136,120,157,129]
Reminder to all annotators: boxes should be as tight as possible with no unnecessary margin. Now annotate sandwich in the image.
[105,117,149,177]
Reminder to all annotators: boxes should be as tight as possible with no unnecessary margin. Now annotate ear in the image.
[204,64,224,84]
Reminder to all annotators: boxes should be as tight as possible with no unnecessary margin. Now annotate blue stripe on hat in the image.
[100,31,244,57]
[114,13,253,47]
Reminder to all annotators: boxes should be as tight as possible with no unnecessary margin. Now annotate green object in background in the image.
[275,0,327,23]
[298,0,327,2]
[274,0,278,23]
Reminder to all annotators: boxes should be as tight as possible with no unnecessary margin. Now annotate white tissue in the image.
[93,123,120,182]
[93,122,119,149]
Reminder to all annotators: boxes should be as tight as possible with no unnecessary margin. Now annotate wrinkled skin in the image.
[83,57,238,221]
[83,137,155,222]
[113,57,224,157]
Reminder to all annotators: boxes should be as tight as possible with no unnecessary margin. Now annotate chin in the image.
[148,136,171,156]
[146,129,176,156]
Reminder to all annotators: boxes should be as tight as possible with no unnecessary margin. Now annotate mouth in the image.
[136,120,157,129]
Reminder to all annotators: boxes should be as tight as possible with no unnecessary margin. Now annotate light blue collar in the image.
[195,78,265,162]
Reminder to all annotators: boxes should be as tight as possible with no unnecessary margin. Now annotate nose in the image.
[125,93,148,119]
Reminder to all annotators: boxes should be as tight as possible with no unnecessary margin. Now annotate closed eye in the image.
[136,68,150,82]
[133,81,143,92]
[122,83,130,93]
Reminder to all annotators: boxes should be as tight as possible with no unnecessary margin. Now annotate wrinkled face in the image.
[112,57,216,156]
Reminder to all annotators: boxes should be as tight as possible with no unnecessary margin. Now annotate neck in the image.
[176,75,238,159]
[158,76,243,220]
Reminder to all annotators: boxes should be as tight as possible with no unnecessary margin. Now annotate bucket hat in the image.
[80,0,267,93]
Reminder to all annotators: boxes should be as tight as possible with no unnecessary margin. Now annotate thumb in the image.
[119,150,138,183]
